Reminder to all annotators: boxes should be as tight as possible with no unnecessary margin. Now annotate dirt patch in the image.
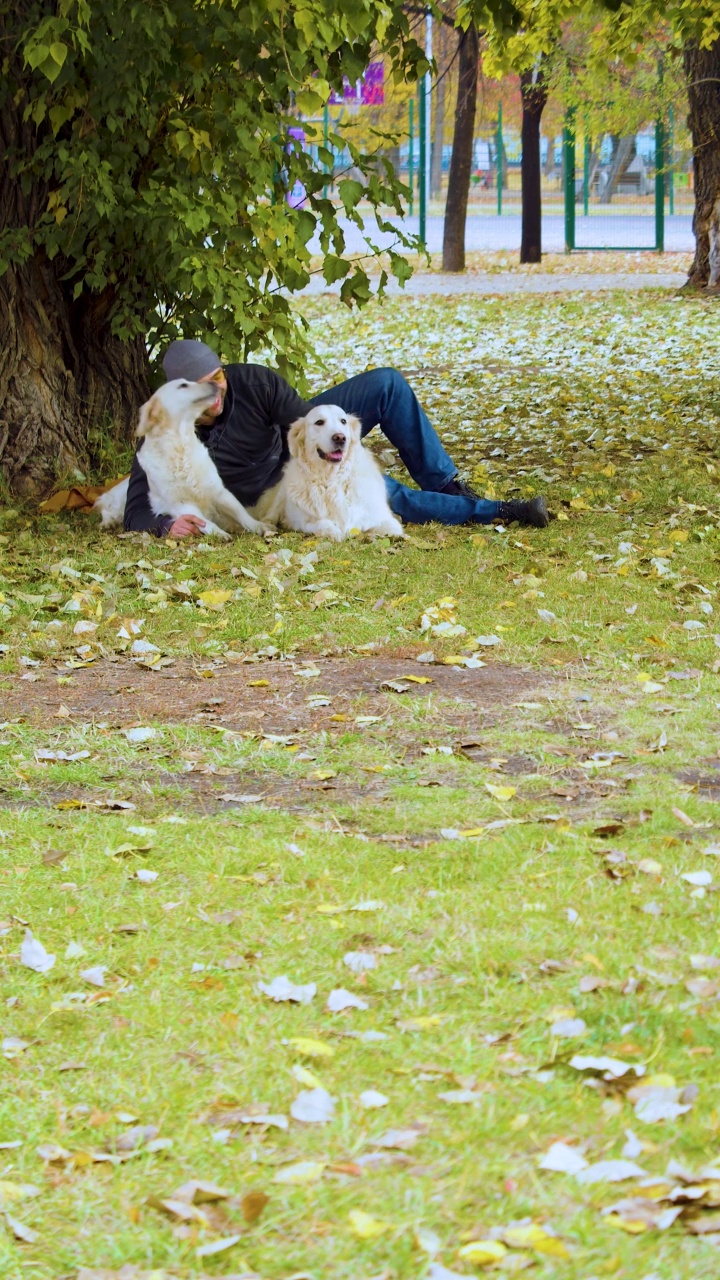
[2,654,552,734]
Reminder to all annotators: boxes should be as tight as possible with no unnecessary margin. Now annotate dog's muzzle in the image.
[317,433,346,464]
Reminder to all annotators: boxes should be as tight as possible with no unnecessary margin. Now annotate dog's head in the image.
[136,379,219,438]
[287,404,361,474]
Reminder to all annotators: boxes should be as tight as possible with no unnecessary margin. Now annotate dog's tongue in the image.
[326,449,344,462]
[211,394,222,413]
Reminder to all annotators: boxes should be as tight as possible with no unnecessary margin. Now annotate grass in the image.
[2,287,720,1278]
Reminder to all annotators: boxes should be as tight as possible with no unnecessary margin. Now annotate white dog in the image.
[94,379,273,538]
[253,404,404,541]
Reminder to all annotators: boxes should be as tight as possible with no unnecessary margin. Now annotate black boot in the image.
[440,476,481,500]
[498,496,550,528]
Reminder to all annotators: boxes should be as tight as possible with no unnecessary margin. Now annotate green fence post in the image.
[668,103,674,216]
[655,116,665,252]
[583,127,590,218]
[563,115,576,252]
[408,97,414,218]
[418,80,426,244]
[497,102,503,216]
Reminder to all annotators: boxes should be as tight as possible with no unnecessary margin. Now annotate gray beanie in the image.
[162,339,221,382]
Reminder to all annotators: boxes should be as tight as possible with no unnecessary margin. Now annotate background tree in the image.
[519,55,550,261]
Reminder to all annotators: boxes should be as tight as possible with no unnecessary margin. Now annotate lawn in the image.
[2,286,720,1280]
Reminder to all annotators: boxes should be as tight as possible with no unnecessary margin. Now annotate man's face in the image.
[196,367,227,423]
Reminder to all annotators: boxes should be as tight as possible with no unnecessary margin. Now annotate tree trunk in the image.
[430,27,446,198]
[520,65,549,264]
[0,16,151,497]
[600,135,635,204]
[0,261,149,497]
[684,38,720,288]
[442,24,479,273]
[543,134,556,176]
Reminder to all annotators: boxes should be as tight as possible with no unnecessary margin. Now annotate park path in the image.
[302,270,686,297]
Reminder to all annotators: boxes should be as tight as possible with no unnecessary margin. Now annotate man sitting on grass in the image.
[124,340,550,537]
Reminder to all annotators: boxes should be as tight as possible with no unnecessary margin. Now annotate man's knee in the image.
[377,366,409,399]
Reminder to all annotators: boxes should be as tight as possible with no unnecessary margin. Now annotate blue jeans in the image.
[310,367,502,526]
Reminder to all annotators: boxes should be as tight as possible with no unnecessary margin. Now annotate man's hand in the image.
[168,514,207,537]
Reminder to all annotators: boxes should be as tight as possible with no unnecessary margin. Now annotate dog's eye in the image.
[340,417,347,424]
[178,381,189,388]
[315,418,325,426]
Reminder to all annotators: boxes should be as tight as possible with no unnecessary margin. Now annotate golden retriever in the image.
[94,379,274,538]
[253,404,404,541]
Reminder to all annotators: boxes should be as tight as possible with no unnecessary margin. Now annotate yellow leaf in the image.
[309,769,337,781]
[458,828,485,838]
[402,675,433,684]
[637,858,662,875]
[248,679,270,687]
[569,497,590,511]
[273,1161,326,1185]
[287,1037,335,1059]
[330,713,350,722]
[316,903,346,915]
[348,1209,391,1239]
[485,783,517,801]
[292,1063,322,1088]
[503,1225,570,1257]
[0,1182,42,1209]
[668,529,688,543]
[399,1015,442,1031]
[442,655,467,665]
[605,1213,648,1234]
[457,1240,507,1264]
[546,1005,575,1023]
[197,589,233,608]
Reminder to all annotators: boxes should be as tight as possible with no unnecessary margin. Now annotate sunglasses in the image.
[206,367,226,385]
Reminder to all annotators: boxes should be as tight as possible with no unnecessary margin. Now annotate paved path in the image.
[302,270,687,297]
[308,212,694,255]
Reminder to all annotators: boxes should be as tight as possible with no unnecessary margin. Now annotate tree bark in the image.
[0,64,149,496]
[0,260,149,497]
[520,65,549,264]
[442,24,479,273]
[684,38,720,289]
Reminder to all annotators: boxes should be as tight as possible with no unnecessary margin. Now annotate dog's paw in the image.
[259,522,277,536]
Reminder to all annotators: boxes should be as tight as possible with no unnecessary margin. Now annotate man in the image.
[123,340,549,537]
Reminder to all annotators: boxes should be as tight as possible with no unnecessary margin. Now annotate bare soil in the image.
[1,654,551,733]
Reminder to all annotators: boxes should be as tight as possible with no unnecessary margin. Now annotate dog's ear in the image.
[137,395,167,438]
[347,414,362,442]
[288,417,307,458]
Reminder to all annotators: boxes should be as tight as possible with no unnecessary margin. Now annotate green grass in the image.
[2,288,720,1278]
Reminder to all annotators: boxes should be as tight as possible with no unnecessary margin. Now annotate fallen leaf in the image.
[286,1037,335,1059]
[539,1142,588,1175]
[348,1208,391,1239]
[457,1240,507,1264]
[326,988,369,1012]
[20,931,55,974]
[576,1159,648,1185]
[196,1234,242,1258]
[485,783,517,801]
[272,1160,326,1185]
[290,1088,335,1124]
[257,976,316,1004]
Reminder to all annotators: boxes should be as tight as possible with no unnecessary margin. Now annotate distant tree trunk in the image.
[442,24,479,273]
[600,135,635,204]
[520,63,549,264]
[543,134,555,175]
[684,38,720,288]
[430,36,446,199]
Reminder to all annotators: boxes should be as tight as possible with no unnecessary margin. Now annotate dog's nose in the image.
[331,433,346,447]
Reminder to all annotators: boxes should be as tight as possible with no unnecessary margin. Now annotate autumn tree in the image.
[1,0,429,496]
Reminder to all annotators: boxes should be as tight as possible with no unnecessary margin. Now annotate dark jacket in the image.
[123,363,309,535]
